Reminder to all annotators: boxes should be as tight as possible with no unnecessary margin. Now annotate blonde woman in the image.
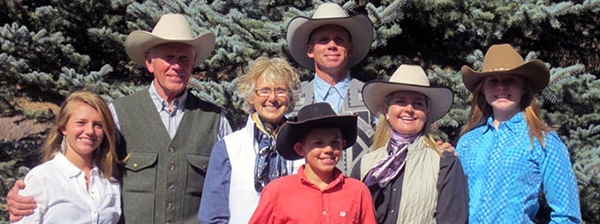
[199,57,301,223]
[457,44,581,223]
[14,91,121,223]
[351,65,468,223]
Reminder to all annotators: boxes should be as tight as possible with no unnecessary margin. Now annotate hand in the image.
[7,179,36,222]
[437,141,458,156]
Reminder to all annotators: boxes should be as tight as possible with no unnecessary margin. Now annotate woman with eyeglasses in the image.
[198,57,301,223]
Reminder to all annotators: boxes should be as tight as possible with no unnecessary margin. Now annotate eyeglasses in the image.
[254,88,289,97]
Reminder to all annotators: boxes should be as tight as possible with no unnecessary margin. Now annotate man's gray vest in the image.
[113,88,221,224]
[291,78,376,174]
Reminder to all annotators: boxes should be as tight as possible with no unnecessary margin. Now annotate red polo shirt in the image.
[249,165,376,224]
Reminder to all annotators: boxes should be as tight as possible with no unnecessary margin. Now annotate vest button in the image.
[132,163,138,169]
[169,146,175,153]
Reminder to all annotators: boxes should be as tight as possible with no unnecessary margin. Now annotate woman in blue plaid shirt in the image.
[456,44,581,223]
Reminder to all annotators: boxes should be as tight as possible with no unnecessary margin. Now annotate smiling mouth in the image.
[399,116,416,121]
[494,94,511,99]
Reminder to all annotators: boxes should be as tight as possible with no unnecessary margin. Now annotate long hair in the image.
[370,93,440,154]
[43,91,120,180]
[460,77,551,148]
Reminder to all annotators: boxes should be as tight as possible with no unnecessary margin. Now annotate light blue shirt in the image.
[313,73,350,113]
[108,81,232,140]
[456,113,581,223]
[148,81,187,139]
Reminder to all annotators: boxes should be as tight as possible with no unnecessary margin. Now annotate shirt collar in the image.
[148,81,187,113]
[485,112,524,133]
[54,153,99,179]
[313,72,351,100]
[297,165,344,191]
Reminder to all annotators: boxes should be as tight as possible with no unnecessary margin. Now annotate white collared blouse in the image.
[15,153,121,224]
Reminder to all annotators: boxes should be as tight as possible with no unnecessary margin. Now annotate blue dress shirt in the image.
[456,113,581,223]
[313,73,350,113]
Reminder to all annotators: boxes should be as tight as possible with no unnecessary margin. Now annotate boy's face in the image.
[293,127,346,175]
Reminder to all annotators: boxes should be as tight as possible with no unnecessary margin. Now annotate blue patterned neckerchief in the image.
[252,113,288,192]
[363,130,422,187]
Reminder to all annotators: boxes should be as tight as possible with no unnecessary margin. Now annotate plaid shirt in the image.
[456,113,581,223]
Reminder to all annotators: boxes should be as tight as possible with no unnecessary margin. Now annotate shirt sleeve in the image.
[435,151,469,224]
[108,103,120,131]
[217,112,232,140]
[248,183,277,224]
[198,140,232,224]
[541,133,582,223]
[14,171,47,224]
[360,185,377,224]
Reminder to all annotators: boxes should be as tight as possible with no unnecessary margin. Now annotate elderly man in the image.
[7,14,231,224]
[286,3,376,175]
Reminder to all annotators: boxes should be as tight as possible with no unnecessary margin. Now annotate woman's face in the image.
[384,91,429,135]
[61,101,104,160]
[250,75,290,126]
[482,74,525,118]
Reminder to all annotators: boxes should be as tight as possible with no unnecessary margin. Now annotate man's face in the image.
[145,43,196,98]
[306,25,353,73]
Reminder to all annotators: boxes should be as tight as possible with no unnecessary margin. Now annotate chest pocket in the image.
[123,152,158,192]
[185,153,209,194]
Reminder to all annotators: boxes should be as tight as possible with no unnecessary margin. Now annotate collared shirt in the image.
[199,116,298,224]
[108,81,232,140]
[16,153,121,224]
[313,73,351,113]
[456,113,581,223]
[249,165,376,224]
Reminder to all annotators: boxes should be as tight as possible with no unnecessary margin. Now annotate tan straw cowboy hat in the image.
[125,14,215,66]
[362,65,454,123]
[286,3,373,70]
[461,44,549,93]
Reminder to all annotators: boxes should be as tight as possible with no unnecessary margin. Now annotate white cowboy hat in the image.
[362,65,454,123]
[461,44,549,93]
[286,3,373,70]
[125,14,215,66]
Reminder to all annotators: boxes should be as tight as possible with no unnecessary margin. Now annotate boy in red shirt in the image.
[249,103,376,224]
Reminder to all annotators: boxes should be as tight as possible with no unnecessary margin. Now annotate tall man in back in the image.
[286,3,376,174]
[7,14,231,224]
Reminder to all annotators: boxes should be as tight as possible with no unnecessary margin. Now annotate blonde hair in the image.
[460,76,551,148]
[370,92,441,155]
[237,57,301,113]
[43,91,120,180]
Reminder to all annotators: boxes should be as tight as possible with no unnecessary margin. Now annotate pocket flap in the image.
[125,152,158,171]
[186,153,209,172]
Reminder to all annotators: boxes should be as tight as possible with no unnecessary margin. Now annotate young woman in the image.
[352,65,468,223]
[457,44,581,223]
[15,91,121,223]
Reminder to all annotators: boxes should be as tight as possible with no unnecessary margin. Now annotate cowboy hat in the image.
[461,44,549,93]
[286,3,373,70]
[276,103,357,160]
[362,65,454,123]
[125,14,215,66]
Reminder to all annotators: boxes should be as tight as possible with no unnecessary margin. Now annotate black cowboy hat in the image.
[276,103,357,160]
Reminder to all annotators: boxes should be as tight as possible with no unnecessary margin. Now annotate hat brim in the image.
[125,30,215,67]
[362,81,454,123]
[286,14,373,70]
[461,59,549,93]
[276,115,358,160]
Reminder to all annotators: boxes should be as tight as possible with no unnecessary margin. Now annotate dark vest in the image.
[291,78,376,175]
[113,88,221,224]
